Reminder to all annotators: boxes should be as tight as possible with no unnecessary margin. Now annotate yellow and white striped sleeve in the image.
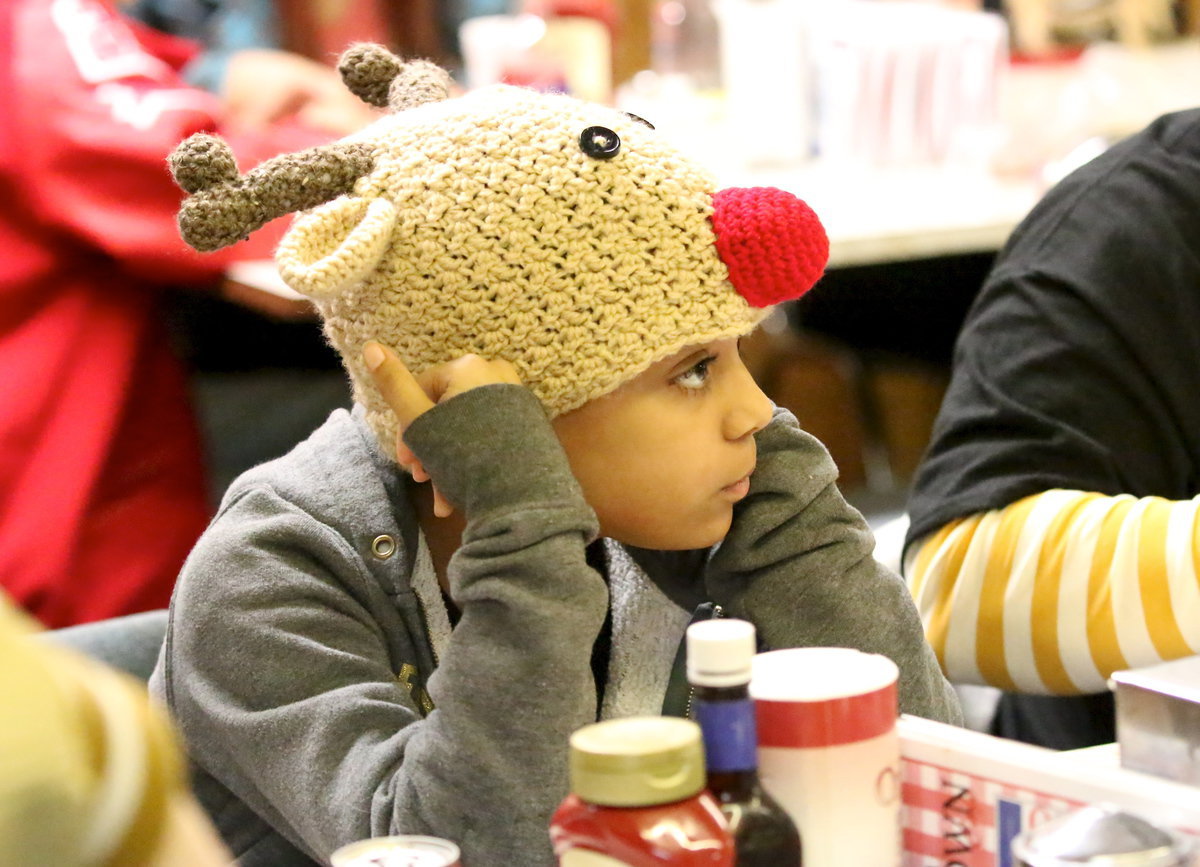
[905,490,1200,695]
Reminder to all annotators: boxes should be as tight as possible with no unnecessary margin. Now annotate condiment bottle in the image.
[687,619,803,866]
[749,647,901,867]
[650,0,722,92]
[550,716,734,866]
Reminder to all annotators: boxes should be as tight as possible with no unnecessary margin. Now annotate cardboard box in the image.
[1112,655,1200,788]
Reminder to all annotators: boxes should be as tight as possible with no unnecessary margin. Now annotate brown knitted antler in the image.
[338,43,451,111]
[169,45,449,253]
[171,135,375,252]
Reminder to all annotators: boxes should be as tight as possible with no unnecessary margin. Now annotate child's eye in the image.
[674,356,717,391]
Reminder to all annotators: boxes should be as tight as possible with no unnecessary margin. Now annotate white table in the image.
[717,158,1044,269]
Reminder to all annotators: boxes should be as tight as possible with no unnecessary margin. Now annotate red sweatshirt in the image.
[0,0,316,626]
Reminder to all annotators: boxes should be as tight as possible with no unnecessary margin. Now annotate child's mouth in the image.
[721,473,752,501]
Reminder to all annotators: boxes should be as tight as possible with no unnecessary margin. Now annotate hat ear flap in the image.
[276,196,397,299]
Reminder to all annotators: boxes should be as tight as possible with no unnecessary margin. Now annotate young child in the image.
[152,44,961,866]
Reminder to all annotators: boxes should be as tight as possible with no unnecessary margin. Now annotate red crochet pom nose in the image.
[711,187,830,308]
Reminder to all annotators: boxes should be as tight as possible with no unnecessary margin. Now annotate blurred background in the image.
[183,0,1200,524]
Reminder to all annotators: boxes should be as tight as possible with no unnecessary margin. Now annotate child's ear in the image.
[276,195,397,299]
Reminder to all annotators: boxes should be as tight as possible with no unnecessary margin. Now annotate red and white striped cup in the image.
[750,647,901,867]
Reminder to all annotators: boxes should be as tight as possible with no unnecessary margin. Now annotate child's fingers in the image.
[367,347,510,523]
[363,341,434,428]
[394,436,431,482]
[394,437,418,471]
[394,427,451,514]
[417,355,521,405]
[432,485,454,518]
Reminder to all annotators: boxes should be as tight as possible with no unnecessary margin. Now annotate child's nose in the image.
[711,186,829,308]
[723,363,774,442]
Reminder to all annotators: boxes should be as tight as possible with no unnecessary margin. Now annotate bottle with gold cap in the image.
[549,716,735,866]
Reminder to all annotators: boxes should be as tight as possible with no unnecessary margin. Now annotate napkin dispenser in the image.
[1111,654,1200,787]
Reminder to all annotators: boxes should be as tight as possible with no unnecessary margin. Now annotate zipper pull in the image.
[663,602,724,717]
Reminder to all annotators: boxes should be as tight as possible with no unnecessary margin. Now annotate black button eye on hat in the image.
[579,126,621,159]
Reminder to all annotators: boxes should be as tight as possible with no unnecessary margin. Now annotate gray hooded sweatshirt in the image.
[150,385,960,866]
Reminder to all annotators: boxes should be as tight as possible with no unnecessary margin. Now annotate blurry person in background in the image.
[121,0,458,508]
[0,0,372,628]
[122,0,381,132]
[0,592,232,867]
[904,108,1200,749]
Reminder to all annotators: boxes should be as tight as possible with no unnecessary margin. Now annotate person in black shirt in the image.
[904,108,1200,749]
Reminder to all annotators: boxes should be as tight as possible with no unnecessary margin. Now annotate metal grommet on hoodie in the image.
[371,534,396,560]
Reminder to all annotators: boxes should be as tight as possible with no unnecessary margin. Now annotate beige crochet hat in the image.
[170,45,829,452]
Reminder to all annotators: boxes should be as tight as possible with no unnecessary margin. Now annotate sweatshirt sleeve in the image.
[705,407,962,724]
[159,387,607,865]
[907,489,1200,695]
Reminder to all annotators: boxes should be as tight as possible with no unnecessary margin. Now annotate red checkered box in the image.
[897,716,1200,867]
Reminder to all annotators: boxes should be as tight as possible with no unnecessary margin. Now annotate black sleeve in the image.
[906,109,1200,550]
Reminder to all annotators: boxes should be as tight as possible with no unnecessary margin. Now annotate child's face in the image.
[552,337,773,551]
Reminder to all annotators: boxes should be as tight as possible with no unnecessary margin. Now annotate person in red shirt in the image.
[0,0,367,627]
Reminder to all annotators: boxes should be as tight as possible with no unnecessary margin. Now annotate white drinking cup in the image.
[330,835,461,867]
[750,647,902,867]
[712,0,815,167]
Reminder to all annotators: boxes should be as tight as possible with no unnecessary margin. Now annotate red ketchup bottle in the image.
[550,716,735,866]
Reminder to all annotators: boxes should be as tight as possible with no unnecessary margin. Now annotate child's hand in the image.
[363,342,521,517]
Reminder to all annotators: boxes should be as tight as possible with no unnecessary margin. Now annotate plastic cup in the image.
[329,835,461,867]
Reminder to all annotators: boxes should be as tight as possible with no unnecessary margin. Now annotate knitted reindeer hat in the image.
[170,45,829,452]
